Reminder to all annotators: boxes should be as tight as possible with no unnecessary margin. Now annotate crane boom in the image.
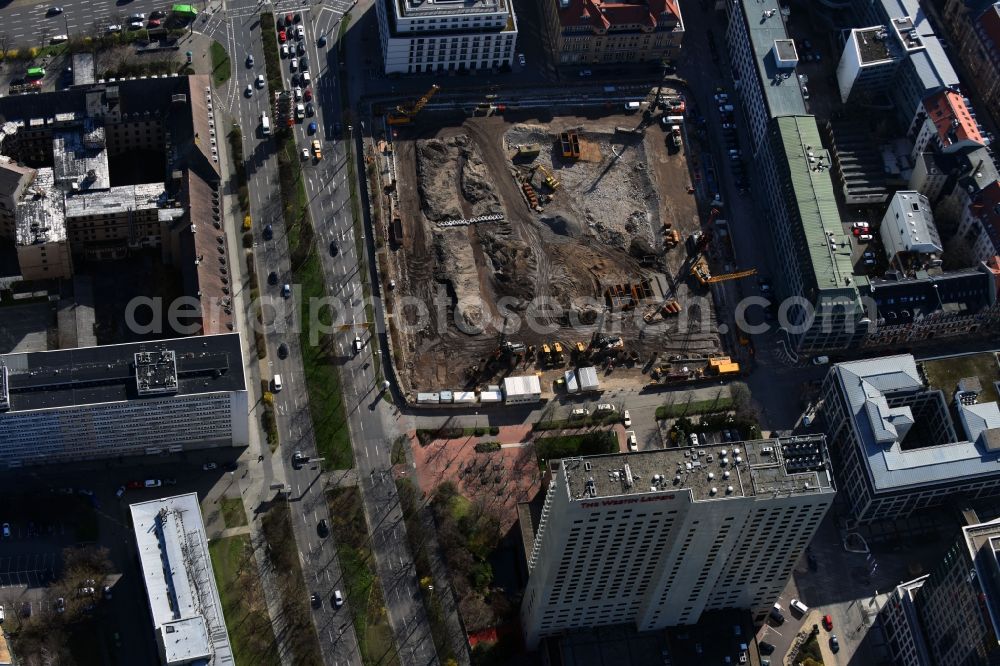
[387,84,441,125]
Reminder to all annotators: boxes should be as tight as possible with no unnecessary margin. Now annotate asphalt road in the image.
[0,0,204,47]
[213,0,363,662]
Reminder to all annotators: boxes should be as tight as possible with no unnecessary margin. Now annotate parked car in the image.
[278,30,287,43]
[626,430,638,452]
[115,486,126,498]
[517,53,526,66]
[759,641,775,655]
[144,479,161,488]
[1,523,10,538]
[282,284,291,298]
[203,462,217,471]
[281,43,289,57]
[822,614,833,631]
[622,410,631,427]
[830,635,839,652]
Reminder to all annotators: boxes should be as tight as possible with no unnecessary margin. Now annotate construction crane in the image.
[534,164,561,190]
[387,84,441,125]
[690,256,757,286]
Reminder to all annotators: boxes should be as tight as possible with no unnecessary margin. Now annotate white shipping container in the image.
[417,392,440,404]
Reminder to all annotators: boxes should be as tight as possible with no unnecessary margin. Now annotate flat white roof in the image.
[503,375,541,396]
[130,493,234,666]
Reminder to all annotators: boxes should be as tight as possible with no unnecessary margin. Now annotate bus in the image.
[26,67,45,80]
[172,4,197,18]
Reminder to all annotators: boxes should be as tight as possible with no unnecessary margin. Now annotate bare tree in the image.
[0,33,11,61]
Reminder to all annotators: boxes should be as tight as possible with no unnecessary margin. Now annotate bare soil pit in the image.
[385,112,721,396]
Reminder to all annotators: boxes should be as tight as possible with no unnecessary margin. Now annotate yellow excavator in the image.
[387,84,441,125]
[534,163,561,191]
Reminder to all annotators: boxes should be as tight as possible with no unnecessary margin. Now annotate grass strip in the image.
[275,134,354,469]
[535,431,619,469]
[261,502,323,664]
[396,479,456,663]
[259,13,284,93]
[326,488,400,666]
[532,413,621,431]
[655,396,734,420]
[208,535,281,665]
[210,40,231,86]
[220,497,248,528]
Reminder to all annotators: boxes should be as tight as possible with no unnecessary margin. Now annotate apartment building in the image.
[131,493,234,665]
[836,26,900,103]
[0,333,248,468]
[13,168,73,280]
[819,355,1000,523]
[520,436,835,648]
[754,115,867,352]
[908,89,985,160]
[541,0,684,66]
[941,0,1000,129]
[374,0,517,74]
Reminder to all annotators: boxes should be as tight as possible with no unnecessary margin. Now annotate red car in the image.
[148,18,161,27]
[278,30,287,43]
[126,480,143,490]
[304,88,312,101]
[822,614,833,631]
[285,13,293,24]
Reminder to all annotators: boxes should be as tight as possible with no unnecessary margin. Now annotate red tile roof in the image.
[558,0,679,32]
[922,89,984,148]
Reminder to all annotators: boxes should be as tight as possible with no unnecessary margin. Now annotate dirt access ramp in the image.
[386,111,720,395]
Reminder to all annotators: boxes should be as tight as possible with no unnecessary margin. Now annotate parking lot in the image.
[0,553,58,588]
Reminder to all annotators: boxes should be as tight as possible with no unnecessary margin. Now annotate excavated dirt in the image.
[385,111,721,395]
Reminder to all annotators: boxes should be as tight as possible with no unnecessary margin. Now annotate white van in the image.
[790,598,809,615]
[812,356,830,365]
[571,408,589,418]
[624,101,641,112]
[261,113,271,136]
[273,374,283,391]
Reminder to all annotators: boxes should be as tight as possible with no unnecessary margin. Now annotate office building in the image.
[878,510,1000,666]
[754,115,867,352]
[131,493,234,665]
[836,25,900,103]
[914,513,1000,665]
[941,0,1000,128]
[374,0,518,74]
[520,436,835,648]
[819,354,1000,523]
[849,0,960,130]
[0,333,248,468]
[880,575,932,666]
[541,0,684,66]
[724,0,806,156]
[0,157,35,238]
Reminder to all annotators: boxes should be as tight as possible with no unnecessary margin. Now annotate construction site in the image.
[378,91,748,398]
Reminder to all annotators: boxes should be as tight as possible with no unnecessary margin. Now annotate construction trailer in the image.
[577,366,600,392]
[503,375,542,404]
[564,369,580,394]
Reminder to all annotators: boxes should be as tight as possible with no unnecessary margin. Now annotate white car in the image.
[202,462,217,471]
[144,479,161,488]
[106,24,122,32]
[622,410,631,428]
[353,335,363,354]
[0,604,4,622]
[1,523,9,538]
[245,84,253,97]
[626,430,638,452]
[296,24,305,39]
[858,233,873,241]
[334,589,344,607]
[293,86,302,100]
[301,147,310,160]
[290,58,298,71]
[852,221,870,229]
[256,74,265,88]
[281,43,290,58]
[517,53,525,66]
[689,432,699,446]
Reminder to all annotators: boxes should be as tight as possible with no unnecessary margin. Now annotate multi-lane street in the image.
[214,1,366,662]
